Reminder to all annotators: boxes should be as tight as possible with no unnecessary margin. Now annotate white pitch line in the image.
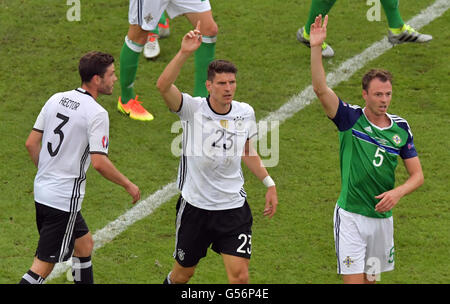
[46,0,450,281]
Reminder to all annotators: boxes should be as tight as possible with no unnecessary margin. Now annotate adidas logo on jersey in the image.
[364,126,373,133]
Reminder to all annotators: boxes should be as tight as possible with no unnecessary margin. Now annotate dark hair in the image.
[207,60,238,81]
[78,51,115,83]
[362,69,393,91]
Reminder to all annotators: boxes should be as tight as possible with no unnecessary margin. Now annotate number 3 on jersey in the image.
[47,113,69,157]
[373,147,385,167]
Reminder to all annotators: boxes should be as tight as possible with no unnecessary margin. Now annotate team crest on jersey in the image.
[392,134,402,145]
[102,136,109,149]
[343,256,354,268]
[234,116,245,130]
[144,13,153,24]
[220,120,229,129]
[177,249,185,261]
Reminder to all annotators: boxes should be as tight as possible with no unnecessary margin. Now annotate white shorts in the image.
[128,0,211,31]
[333,204,395,276]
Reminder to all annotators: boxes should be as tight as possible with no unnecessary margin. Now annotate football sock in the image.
[163,271,172,284]
[72,256,94,284]
[159,11,169,27]
[380,0,404,29]
[149,11,168,35]
[304,0,337,35]
[19,269,45,284]
[194,36,216,97]
[120,36,144,104]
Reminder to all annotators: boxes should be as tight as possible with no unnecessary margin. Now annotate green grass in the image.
[0,0,448,284]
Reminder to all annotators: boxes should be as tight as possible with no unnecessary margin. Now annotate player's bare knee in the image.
[202,21,218,37]
[171,268,195,284]
[30,258,55,279]
[74,235,94,257]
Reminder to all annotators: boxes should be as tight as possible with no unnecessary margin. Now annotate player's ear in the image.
[362,89,368,100]
[205,80,212,93]
[91,74,101,86]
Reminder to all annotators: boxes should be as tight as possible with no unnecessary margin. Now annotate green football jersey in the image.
[331,99,418,218]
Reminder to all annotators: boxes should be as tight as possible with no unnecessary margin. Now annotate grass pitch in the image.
[0,0,448,284]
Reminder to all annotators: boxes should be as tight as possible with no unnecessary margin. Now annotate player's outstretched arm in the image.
[242,140,278,218]
[91,153,140,204]
[310,15,339,119]
[157,21,203,112]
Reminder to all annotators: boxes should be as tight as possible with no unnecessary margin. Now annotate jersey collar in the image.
[75,88,95,100]
[206,96,232,116]
[362,107,393,130]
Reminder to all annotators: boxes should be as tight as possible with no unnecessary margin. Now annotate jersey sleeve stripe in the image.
[89,151,108,156]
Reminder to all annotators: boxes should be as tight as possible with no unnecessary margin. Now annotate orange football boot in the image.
[118,95,154,121]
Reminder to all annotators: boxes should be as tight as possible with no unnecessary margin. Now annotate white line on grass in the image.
[46,0,450,282]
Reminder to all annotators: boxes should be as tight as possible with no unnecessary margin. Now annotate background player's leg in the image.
[144,12,168,59]
[380,0,404,29]
[120,25,147,104]
[383,0,432,44]
[222,253,250,284]
[185,11,218,97]
[304,0,337,35]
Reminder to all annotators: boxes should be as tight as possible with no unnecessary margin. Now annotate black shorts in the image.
[35,202,89,263]
[174,196,253,267]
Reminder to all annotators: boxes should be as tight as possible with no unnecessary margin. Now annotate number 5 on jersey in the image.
[373,147,385,167]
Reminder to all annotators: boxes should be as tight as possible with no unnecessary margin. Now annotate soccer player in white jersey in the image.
[157,22,279,284]
[310,15,424,284]
[20,51,140,284]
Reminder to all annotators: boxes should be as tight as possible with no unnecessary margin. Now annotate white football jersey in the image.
[32,88,109,212]
[176,93,257,210]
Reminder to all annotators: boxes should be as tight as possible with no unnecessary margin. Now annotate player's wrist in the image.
[262,175,275,188]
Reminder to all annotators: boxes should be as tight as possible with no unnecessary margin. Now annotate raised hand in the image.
[180,20,203,54]
[310,14,328,48]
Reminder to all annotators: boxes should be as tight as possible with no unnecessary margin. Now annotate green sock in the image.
[119,36,143,104]
[149,11,168,35]
[194,36,216,97]
[305,0,337,35]
[380,0,404,29]
[159,11,168,26]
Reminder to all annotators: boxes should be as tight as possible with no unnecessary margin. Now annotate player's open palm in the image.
[181,20,202,54]
[310,14,328,48]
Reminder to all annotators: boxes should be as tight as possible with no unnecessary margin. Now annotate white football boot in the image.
[143,33,160,59]
[388,24,432,45]
[297,27,335,58]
